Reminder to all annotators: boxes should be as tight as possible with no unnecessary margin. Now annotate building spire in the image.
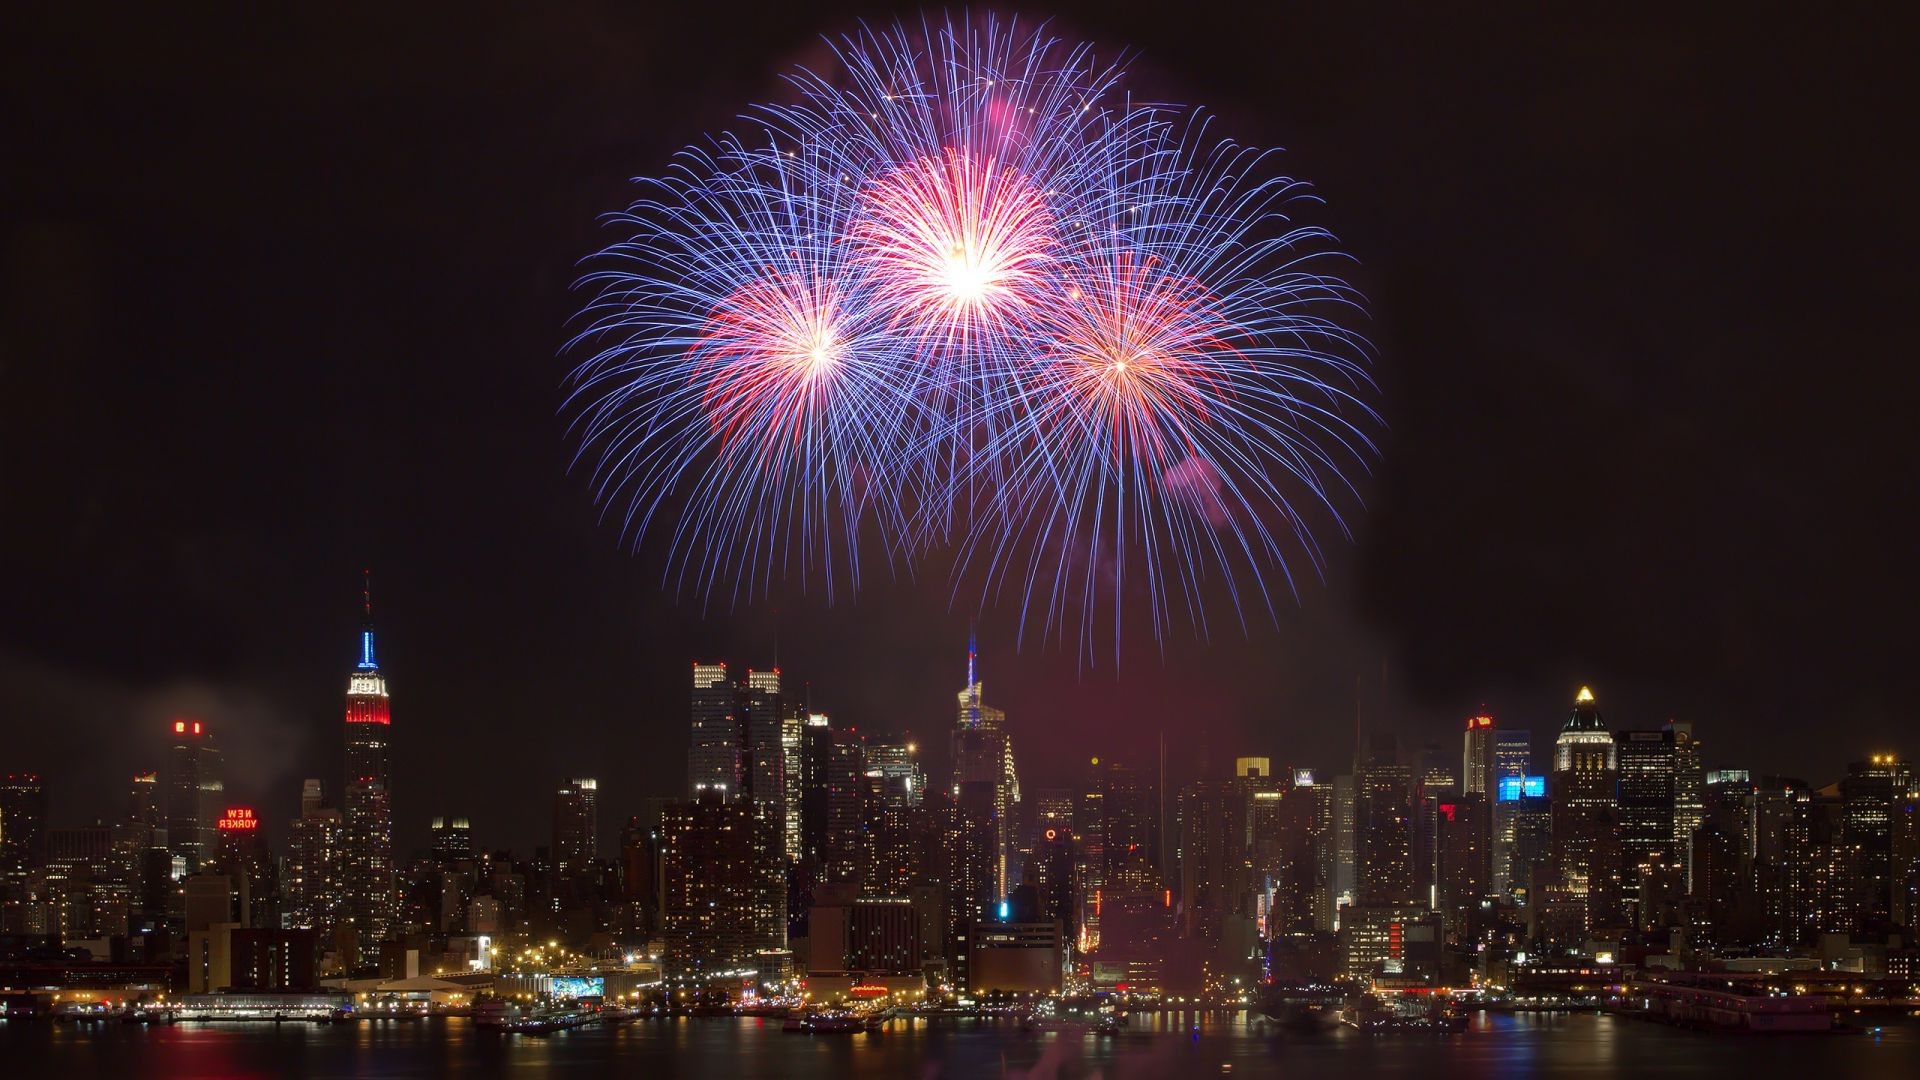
[357,568,378,671]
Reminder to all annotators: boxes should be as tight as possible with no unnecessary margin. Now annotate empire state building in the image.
[343,573,396,945]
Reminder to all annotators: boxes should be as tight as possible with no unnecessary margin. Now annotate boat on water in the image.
[782,1009,879,1034]
[1256,982,1347,1034]
[506,1009,599,1035]
[474,999,599,1035]
[1341,994,1468,1033]
[1020,999,1127,1036]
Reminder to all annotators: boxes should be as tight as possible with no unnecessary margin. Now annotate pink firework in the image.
[693,274,852,459]
[851,148,1059,348]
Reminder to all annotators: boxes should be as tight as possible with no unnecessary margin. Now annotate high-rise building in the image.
[618,814,660,934]
[934,783,1000,964]
[953,637,1019,897]
[1270,773,1334,936]
[1669,719,1706,888]
[285,780,344,935]
[166,719,224,873]
[1178,776,1258,961]
[342,574,396,944]
[1073,760,1107,949]
[687,663,737,797]
[1506,785,1554,905]
[1435,793,1490,941]
[800,713,833,866]
[660,790,767,977]
[117,773,170,924]
[1614,728,1677,918]
[1752,776,1812,947]
[0,773,48,884]
[820,719,867,885]
[1462,714,1496,797]
[429,815,473,863]
[215,806,274,927]
[553,779,599,878]
[1100,762,1158,895]
[1842,754,1914,934]
[1354,759,1415,905]
[779,703,804,861]
[1550,687,1620,936]
[1332,773,1356,919]
[740,668,788,856]
[866,740,927,807]
[1490,731,1531,896]
[127,772,161,830]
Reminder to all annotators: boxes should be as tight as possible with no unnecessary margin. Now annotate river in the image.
[3,1009,1914,1077]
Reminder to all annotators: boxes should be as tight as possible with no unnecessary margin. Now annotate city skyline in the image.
[6,585,1903,869]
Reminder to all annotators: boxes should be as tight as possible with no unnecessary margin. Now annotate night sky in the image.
[5,3,1914,853]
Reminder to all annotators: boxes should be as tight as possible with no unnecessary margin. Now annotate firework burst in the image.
[567,14,1377,653]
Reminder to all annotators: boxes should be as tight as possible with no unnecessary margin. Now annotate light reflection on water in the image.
[3,1010,1915,1078]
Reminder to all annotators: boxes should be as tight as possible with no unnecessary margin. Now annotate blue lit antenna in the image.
[358,568,378,671]
[964,628,980,727]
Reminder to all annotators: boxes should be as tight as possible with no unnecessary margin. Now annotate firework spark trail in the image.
[565,137,933,607]
[566,14,1378,655]
[952,112,1378,655]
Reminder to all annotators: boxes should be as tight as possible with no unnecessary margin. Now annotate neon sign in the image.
[218,808,259,830]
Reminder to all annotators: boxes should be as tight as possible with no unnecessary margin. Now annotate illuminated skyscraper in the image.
[429,814,473,863]
[1614,728,1676,919]
[660,789,784,975]
[780,704,804,860]
[1842,753,1914,933]
[740,668,791,867]
[953,636,1019,896]
[553,779,599,878]
[1462,714,1496,797]
[285,779,344,935]
[126,772,161,829]
[0,773,48,885]
[166,719,223,873]
[1270,773,1334,936]
[1550,686,1620,934]
[1435,793,1490,940]
[687,662,736,797]
[342,574,395,943]
[824,722,867,885]
[1354,758,1415,905]
[866,740,927,807]
[1490,730,1531,897]
[800,713,832,865]
[1668,719,1706,887]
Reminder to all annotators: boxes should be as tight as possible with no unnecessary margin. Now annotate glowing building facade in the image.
[166,719,224,873]
[342,576,395,944]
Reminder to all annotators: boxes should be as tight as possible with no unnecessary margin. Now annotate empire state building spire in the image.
[357,568,378,671]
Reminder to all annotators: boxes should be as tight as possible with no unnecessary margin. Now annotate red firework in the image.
[693,274,848,457]
[851,148,1058,344]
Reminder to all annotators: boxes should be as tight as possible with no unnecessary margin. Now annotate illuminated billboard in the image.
[1496,776,1546,801]
[550,976,604,1000]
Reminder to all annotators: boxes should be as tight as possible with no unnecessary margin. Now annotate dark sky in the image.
[4,3,1914,853]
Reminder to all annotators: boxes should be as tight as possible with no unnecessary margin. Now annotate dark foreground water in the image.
[4,1011,1916,1078]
